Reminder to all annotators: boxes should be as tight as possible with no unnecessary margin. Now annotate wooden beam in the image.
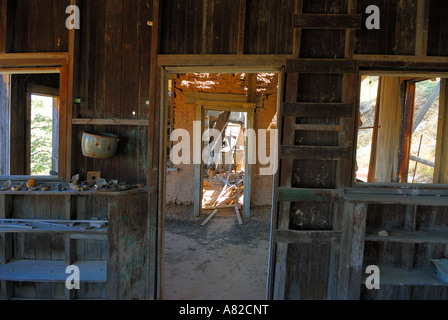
[343,193,448,206]
[65,0,77,183]
[278,187,342,202]
[336,201,367,300]
[0,53,69,67]
[280,146,350,160]
[354,54,448,64]
[149,0,161,301]
[273,72,298,300]
[282,102,353,118]
[293,14,362,29]
[276,230,342,244]
[72,118,149,126]
[286,59,356,74]
[295,124,342,132]
[367,78,382,182]
[158,54,291,70]
[0,0,7,53]
[398,81,416,183]
[434,79,448,184]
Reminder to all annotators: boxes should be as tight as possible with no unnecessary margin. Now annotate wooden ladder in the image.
[272,0,363,300]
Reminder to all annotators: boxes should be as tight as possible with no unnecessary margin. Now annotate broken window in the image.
[356,74,445,184]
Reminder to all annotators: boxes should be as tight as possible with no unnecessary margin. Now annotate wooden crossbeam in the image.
[280,146,350,160]
[278,187,342,202]
[286,59,356,74]
[293,14,362,29]
[276,230,342,244]
[282,102,353,118]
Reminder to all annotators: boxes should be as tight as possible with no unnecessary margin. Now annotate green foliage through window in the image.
[30,95,54,176]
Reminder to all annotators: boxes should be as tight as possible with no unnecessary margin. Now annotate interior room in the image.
[1,0,448,302]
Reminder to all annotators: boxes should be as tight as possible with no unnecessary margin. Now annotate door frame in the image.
[157,64,284,300]
[194,100,255,218]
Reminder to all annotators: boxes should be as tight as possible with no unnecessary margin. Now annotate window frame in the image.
[0,54,71,183]
[353,70,448,188]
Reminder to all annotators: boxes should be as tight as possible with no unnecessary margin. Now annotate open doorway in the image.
[201,109,248,219]
[161,71,281,300]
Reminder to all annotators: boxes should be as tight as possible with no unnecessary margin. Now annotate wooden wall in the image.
[5,0,71,53]
[2,0,448,300]
[72,0,153,185]
[1,0,154,300]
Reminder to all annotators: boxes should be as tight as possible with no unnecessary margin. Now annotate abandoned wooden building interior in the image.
[1,0,448,302]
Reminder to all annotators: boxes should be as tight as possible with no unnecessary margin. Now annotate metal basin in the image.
[81,132,120,159]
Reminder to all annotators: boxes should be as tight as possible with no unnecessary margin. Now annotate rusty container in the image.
[81,132,120,159]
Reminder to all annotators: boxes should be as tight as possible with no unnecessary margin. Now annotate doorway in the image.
[160,70,282,300]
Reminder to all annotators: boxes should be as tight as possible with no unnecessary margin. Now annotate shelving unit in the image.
[0,187,150,300]
[343,187,448,300]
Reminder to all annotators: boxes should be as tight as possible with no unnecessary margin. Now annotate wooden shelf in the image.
[72,118,149,126]
[0,260,107,283]
[363,265,447,287]
[343,193,448,206]
[366,229,448,244]
[0,219,107,240]
[0,187,150,197]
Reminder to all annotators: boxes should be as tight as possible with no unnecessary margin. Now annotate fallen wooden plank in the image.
[235,207,243,225]
[203,204,240,210]
[201,209,219,226]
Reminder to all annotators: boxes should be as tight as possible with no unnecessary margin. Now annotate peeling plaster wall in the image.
[166,73,278,206]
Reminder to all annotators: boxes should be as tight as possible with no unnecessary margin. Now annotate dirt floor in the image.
[163,205,272,300]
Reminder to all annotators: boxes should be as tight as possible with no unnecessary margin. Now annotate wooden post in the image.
[398,81,416,183]
[273,72,298,300]
[107,192,150,300]
[401,205,417,271]
[336,201,367,300]
[0,194,12,299]
[434,79,448,183]
[64,195,76,300]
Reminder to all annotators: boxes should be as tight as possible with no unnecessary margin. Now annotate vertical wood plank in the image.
[336,201,367,300]
[0,194,13,299]
[0,0,7,53]
[107,192,150,300]
[274,72,298,300]
[236,0,246,54]
[434,79,448,183]
[401,205,417,271]
[416,0,430,56]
